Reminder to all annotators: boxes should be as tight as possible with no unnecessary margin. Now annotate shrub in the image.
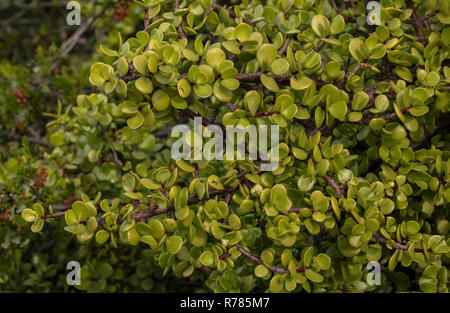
[2,0,450,293]
[0,0,187,292]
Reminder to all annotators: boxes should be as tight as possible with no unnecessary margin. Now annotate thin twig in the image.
[250,111,281,117]
[212,3,236,18]
[406,0,427,45]
[41,211,66,220]
[50,8,106,72]
[179,108,217,127]
[144,7,149,32]
[235,244,341,274]
[330,0,338,12]
[322,174,343,199]
[313,41,325,52]
[278,37,291,56]
[236,71,295,84]
[372,232,432,253]
[337,63,361,88]
[420,11,438,21]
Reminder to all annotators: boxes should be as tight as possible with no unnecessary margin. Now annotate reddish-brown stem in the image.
[373,232,432,253]
[330,0,338,12]
[236,243,288,273]
[226,102,238,112]
[322,174,343,199]
[206,0,216,14]
[234,72,262,82]
[296,265,314,273]
[194,163,199,178]
[175,0,187,40]
[235,244,342,274]
[252,111,280,117]
[406,0,427,45]
[240,63,247,74]
[287,207,302,214]
[144,7,149,32]
[202,265,213,273]
[313,41,325,52]
[50,204,71,211]
[278,37,291,56]
[235,71,306,85]
[179,108,216,127]
[225,193,232,205]
[219,253,230,260]
[345,63,361,79]
[41,211,66,220]
[421,11,438,21]
[120,74,151,82]
[337,63,362,88]
[359,104,413,125]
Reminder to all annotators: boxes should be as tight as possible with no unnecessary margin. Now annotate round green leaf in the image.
[235,23,252,42]
[426,72,440,87]
[305,269,324,283]
[329,100,347,121]
[127,112,144,129]
[95,230,110,245]
[255,264,270,278]
[330,15,345,34]
[21,209,37,223]
[311,15,331,38]
[132,55,148,74]
[260,74,279,92]
[135,77,153,94]
[152,90,171,111]
[271,58,290,75]
[205,47,226,69]
[407,220,421,235]
[166,235,183,254]
[199,250,214,267]
[290,75,313,90]
[257,44,278,71]
[178,79,191,98]
[314,253,331,270]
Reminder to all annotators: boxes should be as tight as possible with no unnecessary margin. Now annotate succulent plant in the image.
[2,0,450,293]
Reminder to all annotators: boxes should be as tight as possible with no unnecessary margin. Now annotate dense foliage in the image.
[1,0,449,293]
[0,0,198,292]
